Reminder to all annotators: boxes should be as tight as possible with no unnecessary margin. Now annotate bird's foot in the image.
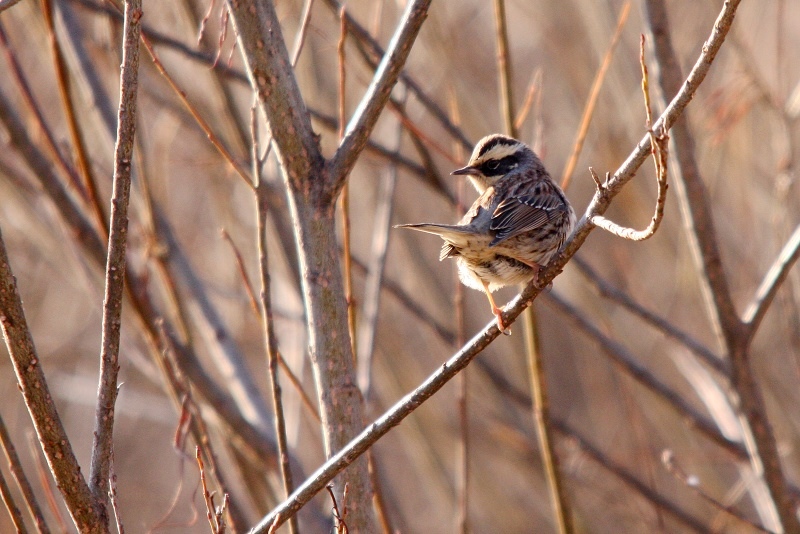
[492,307,511,336]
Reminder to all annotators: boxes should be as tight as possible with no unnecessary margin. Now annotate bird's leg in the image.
[480,280,510,334]
[518,260,548,289]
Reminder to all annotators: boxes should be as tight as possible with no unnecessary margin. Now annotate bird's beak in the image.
[451,165,479,176]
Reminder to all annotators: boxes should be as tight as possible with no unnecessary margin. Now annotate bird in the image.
[396,134,576,332]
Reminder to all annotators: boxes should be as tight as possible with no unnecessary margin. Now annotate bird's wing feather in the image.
[489,192,567,245]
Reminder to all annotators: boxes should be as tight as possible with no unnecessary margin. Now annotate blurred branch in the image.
[560,1,630,190]
[41,0,108,238]
[0,21,85,197]
[0,416,49,533]
[327,0,432,197]
[493,0,516,139]
[357,91,404,396]
[0,467,25,534]
[0,227,103,531]
[88,0,141,519]
[322,0,473,152]
[742,223,800,337]
[572,256,726,375]
[552,420,708,533]
[0,0,22,13]
[662,450,773,533]
[643,0,799,531]
[255,131,298,533]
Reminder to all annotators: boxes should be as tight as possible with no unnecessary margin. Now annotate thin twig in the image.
[327,0,432,196]
[493,0,516,139]
[0,228,102,530]
[88,0,142,520]
[0,416,49,533]
[338,8,358,363]
[560,0,631,190]
[662,450,772,533]
[513,69,542,132]
[41,0,108,239]
[0,466,26,534]
[742,223,800,337]
[589,37,669,241]
[254,123,298,533]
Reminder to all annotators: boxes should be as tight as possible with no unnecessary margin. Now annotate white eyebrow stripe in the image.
[475,142,522,163]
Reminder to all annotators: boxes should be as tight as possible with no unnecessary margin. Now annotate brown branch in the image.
[41,0,108,239]
[322,0,472,153]
[0,21,85,197]
[0,0,22,13]
[0,415,49,533]
[255,157,298,533]
[327,0,432,197]
[0,466,26,534]
[0,227,103,530]
[643,1,799,531]
[662,450,772,533]
[493,0,516,139]
[572,256,726,375]
[88,0,142,519]
[560,0,631,190]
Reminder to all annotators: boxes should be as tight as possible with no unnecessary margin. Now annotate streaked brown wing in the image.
[489,192,567,246]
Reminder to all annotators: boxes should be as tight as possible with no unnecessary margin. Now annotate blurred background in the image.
[0,0,799,532]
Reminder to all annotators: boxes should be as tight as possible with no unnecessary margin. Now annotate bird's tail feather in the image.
[394,223,472,237]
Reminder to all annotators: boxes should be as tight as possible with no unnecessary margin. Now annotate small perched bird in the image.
[396,134,575,331]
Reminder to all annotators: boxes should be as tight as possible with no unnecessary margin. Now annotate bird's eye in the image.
[487,161,500,170]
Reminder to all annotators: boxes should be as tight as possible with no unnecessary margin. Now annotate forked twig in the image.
[590,35,669,241]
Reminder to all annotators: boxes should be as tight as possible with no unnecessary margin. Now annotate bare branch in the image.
[0,0,22,13]
[89,0,142,516]
[0,416,49,533]
[224,0,322,193]
[0,227,103,530]
[742,224,800,338]
[590,37,670,241]
[327,0,432,196]
[643,0,798,531]
[560,0,631,190]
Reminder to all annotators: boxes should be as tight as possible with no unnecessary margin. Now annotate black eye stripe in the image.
[480,155,518,174]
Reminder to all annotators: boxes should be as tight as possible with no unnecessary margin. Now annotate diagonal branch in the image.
[88,0,142,518]
[326,0,432,197]
[0,227,103,531]
[742,224,800,338]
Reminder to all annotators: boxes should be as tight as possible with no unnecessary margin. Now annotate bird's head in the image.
[451,134,538,193]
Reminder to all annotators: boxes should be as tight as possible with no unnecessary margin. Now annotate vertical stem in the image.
[88,0,141,521]
[523,309,572,534]
[494,0,572,529]
[338,9,358,363]
[493,0,516,138]
[256,184,299,534]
